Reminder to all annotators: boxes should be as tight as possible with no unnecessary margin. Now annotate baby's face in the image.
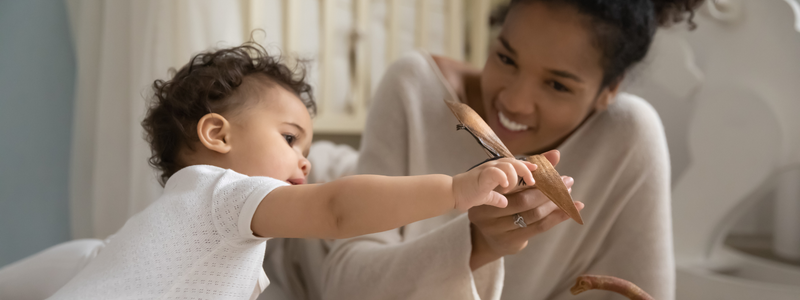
[226,84,313,184]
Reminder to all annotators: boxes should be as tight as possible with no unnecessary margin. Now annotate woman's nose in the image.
[499,79,537,115]
[299,157,311,177]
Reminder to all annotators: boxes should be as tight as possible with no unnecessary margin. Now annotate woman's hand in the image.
[468,150,585,270]
[452,157,537,211]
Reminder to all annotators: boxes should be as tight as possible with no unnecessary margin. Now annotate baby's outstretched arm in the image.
[251,158,536,239]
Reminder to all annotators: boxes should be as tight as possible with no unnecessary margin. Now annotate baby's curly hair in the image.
[142,42,316,186]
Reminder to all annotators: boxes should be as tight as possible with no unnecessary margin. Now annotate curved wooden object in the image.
[570,275,655,300]
[444,99,583,224]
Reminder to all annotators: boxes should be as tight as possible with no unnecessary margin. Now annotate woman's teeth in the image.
[498,112,529,132]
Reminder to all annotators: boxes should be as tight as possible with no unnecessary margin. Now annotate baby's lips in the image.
[287,178,306,185]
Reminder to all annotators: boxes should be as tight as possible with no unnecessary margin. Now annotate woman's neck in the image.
[463,73,485,119]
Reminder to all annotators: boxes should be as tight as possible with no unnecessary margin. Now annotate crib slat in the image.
[243,0,262,40]
[313,0,488,134]
[386,0,401,62]
[281,0,297,54]
[313,0,370,134]
[469,0,491,67]
[415,0,430,49]
[318,0,334,115]
[446,0,464,60]
[354,0,371,111]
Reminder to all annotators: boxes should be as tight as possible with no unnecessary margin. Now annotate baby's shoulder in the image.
[163,165,226,190]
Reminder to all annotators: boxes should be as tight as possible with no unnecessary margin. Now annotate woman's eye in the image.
[549,80,571,93]
[283,134,296,145]
[497,53,516,66]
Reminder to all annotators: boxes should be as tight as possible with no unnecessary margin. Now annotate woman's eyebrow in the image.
[499,36,517,55]
[548,69,584,83]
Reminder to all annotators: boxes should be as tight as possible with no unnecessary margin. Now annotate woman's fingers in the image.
[501,178,577,230]
[474,175,575,218]
[541,149,560,167]
[467,167,583,257]
[492,188,550,217]
[511,201,585,238]
[517,201,559,227]
[476,202,559,234]
[562,176,575,189]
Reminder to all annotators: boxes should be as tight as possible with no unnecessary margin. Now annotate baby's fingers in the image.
[479,167,509,191]
[484,191,508,208]
[494,162,519,190]
[512,160,537,186]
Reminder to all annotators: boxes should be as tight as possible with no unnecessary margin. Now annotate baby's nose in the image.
[299,157,311,177]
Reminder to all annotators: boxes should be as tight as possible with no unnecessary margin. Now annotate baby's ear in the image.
[197,113,232,154]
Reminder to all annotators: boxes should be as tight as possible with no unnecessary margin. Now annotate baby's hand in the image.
[452,158,537,211]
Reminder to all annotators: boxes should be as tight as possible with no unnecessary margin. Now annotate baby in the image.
[48,43,537,300]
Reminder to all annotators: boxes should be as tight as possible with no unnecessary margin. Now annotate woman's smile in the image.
[498,111,529,132]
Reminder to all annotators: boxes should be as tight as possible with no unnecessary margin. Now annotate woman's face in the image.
[480,2,619,155]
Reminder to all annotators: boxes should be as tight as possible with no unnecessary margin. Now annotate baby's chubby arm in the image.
[251,157,537,239]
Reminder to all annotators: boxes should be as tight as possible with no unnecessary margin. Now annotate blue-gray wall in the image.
[0,0,75,268]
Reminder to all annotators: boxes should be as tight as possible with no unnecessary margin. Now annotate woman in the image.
[322,0,703,299]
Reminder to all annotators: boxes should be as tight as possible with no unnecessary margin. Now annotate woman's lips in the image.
[489,112,528,140]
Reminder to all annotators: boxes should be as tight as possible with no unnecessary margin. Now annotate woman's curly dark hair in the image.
[490,0,705,89]
[141,42,316,186]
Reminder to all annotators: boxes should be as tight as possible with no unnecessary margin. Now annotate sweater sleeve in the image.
[320,52,504,300]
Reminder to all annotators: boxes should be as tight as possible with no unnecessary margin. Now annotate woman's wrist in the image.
[469,223,502,271]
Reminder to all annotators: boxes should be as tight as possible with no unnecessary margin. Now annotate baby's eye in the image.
[283,134,297,145]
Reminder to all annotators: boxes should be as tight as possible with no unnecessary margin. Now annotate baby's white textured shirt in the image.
[49,165,288,300]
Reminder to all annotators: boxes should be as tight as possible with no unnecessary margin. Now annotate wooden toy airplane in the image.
[444,98,584,225]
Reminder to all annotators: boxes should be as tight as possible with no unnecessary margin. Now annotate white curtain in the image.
[65,0,262,239]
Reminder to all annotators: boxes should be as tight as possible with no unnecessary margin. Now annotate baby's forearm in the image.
[321,174,455,238]
[252,174,456,239]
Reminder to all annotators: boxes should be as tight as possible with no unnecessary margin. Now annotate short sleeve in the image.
[210,169,289,242]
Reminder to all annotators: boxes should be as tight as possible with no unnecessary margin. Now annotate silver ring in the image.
[513,213,527,228]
